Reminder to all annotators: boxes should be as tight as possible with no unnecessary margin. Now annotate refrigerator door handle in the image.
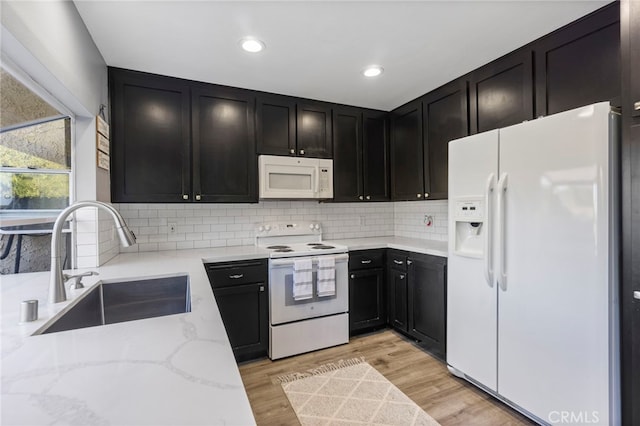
[484,173,495,287]
[497,173,508,291]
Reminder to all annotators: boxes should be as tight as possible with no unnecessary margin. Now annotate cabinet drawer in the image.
[205,260,268,288]
[387,250,408,271]
[349,249,384,270]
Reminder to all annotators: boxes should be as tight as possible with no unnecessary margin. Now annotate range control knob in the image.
[314,224,320,230]
[258,225,265,232]
[264,225,271,232]
[309,224,315,230]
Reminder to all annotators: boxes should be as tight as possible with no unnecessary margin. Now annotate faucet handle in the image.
[64,271,99,290]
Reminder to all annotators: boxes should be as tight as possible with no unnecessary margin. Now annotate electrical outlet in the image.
[168,222,177,234]
[424,215,433,227]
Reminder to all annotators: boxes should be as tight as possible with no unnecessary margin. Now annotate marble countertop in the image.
[1,246,269,426]
[1,237,444,425]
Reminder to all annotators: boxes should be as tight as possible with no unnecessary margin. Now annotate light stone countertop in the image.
[0,237,444,425]
[1,246,269,426]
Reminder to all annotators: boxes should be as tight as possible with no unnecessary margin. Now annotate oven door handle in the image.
[269,253,349,266]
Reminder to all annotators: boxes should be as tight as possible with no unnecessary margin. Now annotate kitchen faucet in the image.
[49,201,136,303]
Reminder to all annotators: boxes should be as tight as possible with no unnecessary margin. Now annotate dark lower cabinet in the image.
[387,250,447,360]
[407,254,447,360]
[387,250,408,331]
[191,84,257,203]
[348,250,386,333]
[205,260,268,362]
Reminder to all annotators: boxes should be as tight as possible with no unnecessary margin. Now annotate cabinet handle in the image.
[182,194,189,200]
[361,260,372,264]
[299,149,305,155]
[195,195,201,201]
[259,285,265,292]
[229,274,244,279]
[634,291,640,300]
[634,101,640,111]
[407,260,412,265]
[366,195,371,200]
[290,148,295,154]
[417,194,422,198]
[424,193,429,198]
[400,274,405,280]
[393,260,403,265]
[359,196,364,200]
[351,274,355,279]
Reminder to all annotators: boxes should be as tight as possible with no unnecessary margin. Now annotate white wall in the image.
[1,1,112,268]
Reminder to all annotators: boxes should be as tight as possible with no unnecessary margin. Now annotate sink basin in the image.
[39,275,191,335]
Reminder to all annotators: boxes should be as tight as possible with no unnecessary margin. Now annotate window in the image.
[0,68,72,213]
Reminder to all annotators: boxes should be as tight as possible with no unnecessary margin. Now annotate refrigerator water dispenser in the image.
[453,198,484,258]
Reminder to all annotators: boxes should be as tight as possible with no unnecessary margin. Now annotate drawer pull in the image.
[259,285,265,292]
[361,260,372,264]
[351,274,355,279]
[634,291,640,300]
[393,260,403,265]
[634,101,640,111]
[229,274,244,279]
[400,274,405,280]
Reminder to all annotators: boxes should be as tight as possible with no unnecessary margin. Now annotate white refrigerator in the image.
[447,102,619,425]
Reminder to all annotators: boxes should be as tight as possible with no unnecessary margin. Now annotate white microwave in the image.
[258,155,333,199]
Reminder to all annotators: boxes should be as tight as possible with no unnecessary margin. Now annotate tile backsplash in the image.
[106,200,448,255]
[116,201,395,253]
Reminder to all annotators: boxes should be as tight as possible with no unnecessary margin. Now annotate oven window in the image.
[269,173,312,190]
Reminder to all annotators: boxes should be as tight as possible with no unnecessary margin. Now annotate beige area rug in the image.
[277,358,441,426]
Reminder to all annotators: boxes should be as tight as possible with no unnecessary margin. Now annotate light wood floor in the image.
[238,329,535,425]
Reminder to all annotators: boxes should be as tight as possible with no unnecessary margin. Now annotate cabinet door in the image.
[333,106,363,202]
[296,102,332,158]
[469,49,533,134]
[390,99,424,201]
[387,268,408,332]
[191,84,257,203]
[363,110,390,201]
[631,0,640,118]
[407,255,447,360]
[109,68,191,203]
[349,268,386,333]
[214,282,268,361]
[256,94,296,156]
[534,3,620,116]
[422,79,468,200]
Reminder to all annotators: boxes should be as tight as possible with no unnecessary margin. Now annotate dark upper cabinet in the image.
[255,97,332,158]
[110,68,191,203]
[407,254,447,360]
[630,0,640,118]
[422,80,469,200]
[362,111,390,201]
[469,48,534,134]
[333,106,363,201]
[390,99,425,201]
[191,84,257,203]
[333,107,389,202]
[256,94,296,156]
[297,102,333,158]
[534,3,620,117]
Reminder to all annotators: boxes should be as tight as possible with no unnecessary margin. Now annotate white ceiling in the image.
[74,0,610,111]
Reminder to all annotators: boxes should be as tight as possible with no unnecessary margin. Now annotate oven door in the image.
[269,253,348,325]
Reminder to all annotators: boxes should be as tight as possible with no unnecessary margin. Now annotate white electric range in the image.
[255,222,349,360]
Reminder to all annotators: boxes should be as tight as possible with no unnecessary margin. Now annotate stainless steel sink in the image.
[39,275,191,334]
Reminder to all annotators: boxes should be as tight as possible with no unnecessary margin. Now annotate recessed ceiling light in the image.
[240,38,265,53]
[363,66,384,77]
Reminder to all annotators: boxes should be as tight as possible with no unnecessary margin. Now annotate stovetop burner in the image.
[267,245,291,250]
[306,243,323,246]
[312,245,335,249]
[274,248,293,253]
